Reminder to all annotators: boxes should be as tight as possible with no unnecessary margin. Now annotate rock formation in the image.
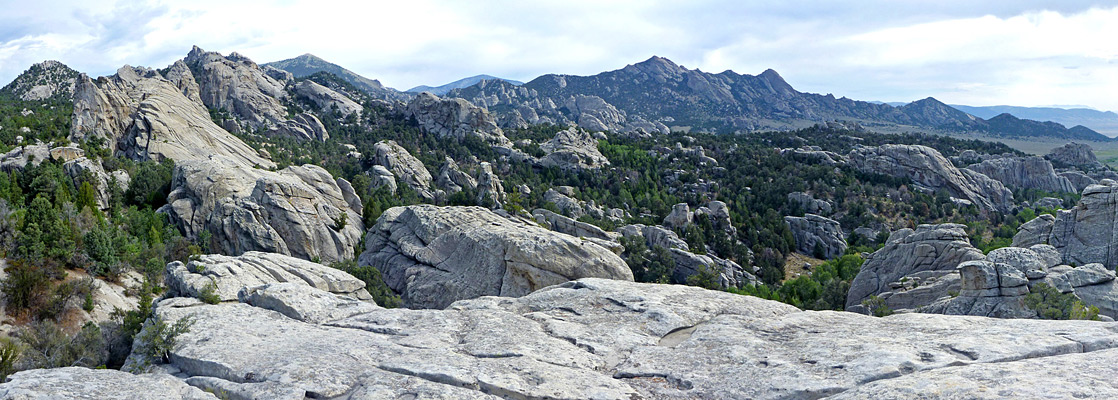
[0,60,80,101]
[1047,142,1105,170]
[965,156,1076,193]
[268,112,329,141]
[160,155,364,264]
[62,156,129,210]
[70,66,275,168]
[358,205,632,308]
[784,213,847,259]
[164,251,372,302]
[21,277,1115,399]
[475,162,504,207]
[293,79,363,117]
[0,367,216,399]
[405,92,510,145]
[663,203,693,229]
[788,191,833,215]
[538,127,610,170]
[848,144,1014,212]
[847,224,985,311]
[371,140,434,199]
[434,156,477,194]
[1060,170,1097,191]
[1013,180,1118,268]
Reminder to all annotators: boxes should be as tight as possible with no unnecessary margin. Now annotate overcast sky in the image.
[2,1,1118,111]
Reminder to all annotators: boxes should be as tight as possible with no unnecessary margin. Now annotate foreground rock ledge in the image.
[7,278,1111,399]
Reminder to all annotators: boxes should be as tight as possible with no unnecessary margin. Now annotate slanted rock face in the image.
[538,127,610,170]
[543,187,586,218]
[293,79,362,117]
[268,112,328,141]
[565,94,626,132]
[475,162,504,207]
[434,156,476,194]
[848,144,1014,212]
[533,208,615,241]
[70,66,275,168]
[965,156,1076,193]
[784,213,847,259]
[847,224,985,310]
[184,46,289,128]
[405,92,509,145]
[358,205,633,308]
[1017,181,1118,269]
[788,191,832,215]
[165,251,371,302]
[160,155,364,264]
[100,277,1118,399]
[162,60,204,107]
[0,367,217,399]
[372,140,434,199]
[1060,170,1097,192]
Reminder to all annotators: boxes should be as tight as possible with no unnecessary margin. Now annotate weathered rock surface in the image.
[435,156,476,194]
[368,164,398,194]
[372,140,434,199]
[848,144,1014,212]
[70,66,275,168]
[533,208,615,241]
[0,367,217,399]
[1016,181,1118,268]
[847,224,985,310]
[475,162,504,207]
[184,46,289,128]
[965,156,1076,193]
[784,213,847,259]
[405,92,509,145]
[293,79,362,117]
[663,203,693,229]
[238,282,380,324]
[268,112,328,141]
[160,155,364,264]
[358,205,632,308]
[62,156,128,211]
[788,191,833,215]
[110,277,1118,399]
[538,127,609,170]
[922,260,1034,318]
[618,223,690,251]
[165,251,371,302]
[1048,142,1105,170]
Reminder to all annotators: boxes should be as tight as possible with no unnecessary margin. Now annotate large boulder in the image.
[965,156,1076,193]
[1016,181,1118,269]
[372,140,434,199]
[358,205,632,308]
[160,155,364,264]
[787,191,832,215]
[405,92,509,145]
[434,156,477,194]
[475,162,504,207]
[164,251,371,302]
[103,277,1118,399]
[848,144,1014,212]
[922,260,1034,318]
[784,213,847,259]
[70,66,275,168]
[293,79,362,117]
[847,224,985,310]
[538,127,610,170]
[1047,142,1105,170]
[0,367,216,399]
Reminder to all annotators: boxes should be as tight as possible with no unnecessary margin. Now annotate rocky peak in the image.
[627,55,685,82]
[1,59,81,101]
[405,92,509,145]
[757,68,794,95]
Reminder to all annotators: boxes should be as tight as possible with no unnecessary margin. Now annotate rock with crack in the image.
[238,282,380,324]
[405,92,510,145]
[542,186,587,218]
[372,140,434,200]
[267,112,328,141]
[848,144,1013,212]
[358,205,633,308]
[847,224,985,311]
[538,127,610,170]
[165,251,371,302]
[922,260,1035,318]
[787,191,833,215]
[1047,142,1105,170]
[784,213,847,259]
[69,65,275,168]
[183,46,289,128]
[107,277,1118,399]
[532,208,617,241]
[160,155,364,264]
[0,367,217,399]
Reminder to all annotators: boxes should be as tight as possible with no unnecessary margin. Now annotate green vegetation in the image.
[1025,283,1100,320]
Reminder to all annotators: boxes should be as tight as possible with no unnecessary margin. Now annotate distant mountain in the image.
[264,54,409,101]
[0,60,80,101]
[447,56,1112,141]
[950,104,1118,138]
[407,75,523,95]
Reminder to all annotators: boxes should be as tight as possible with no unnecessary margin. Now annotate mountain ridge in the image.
[263,53,410,101]
[407,74,523,95]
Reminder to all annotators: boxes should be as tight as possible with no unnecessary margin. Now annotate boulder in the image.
[238,282,380,324]
[965,156,1076,193]
[669,248,757,288]
[1047,142,1105,170]
[165,251,371,302]
[405,92,509,145]
[848,144,1014,212]
[0,367,216,399]
[1011,214,1055,248]
[372,140,434,199]
[787,191,832,215]
[160,155,364,264]
[358,205,632,309]
[847,224,985,310]
[475,162,504,208]
[293,79,362,117]
[268,112,329,141]
[783,213,847,259]
[538,127,610,170]
[663,203,693,229]
[543,187,585,218]
[1033,196,1064,209]
[618,223,690,251]
[434,156,476,194]
[110,277,1118,399]
[533,208,615,241]
[1019,181,1118,268]
[368,165,398,194]
[0,142,50,172]
[1060,170,1097,191]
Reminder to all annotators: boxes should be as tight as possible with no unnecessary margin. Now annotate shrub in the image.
[133,315,194,365]
[330,259,401,308]
[0,337,20,381]
[862,295,893,317]
[1025,283,1100,320]
[197,282,221,305]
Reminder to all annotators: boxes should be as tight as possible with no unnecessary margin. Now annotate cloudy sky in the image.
[2,0,1117,111]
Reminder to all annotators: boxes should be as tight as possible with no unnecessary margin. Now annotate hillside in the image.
[264,53,410,101]
[951,104,1118,137]
[407,74,523,95]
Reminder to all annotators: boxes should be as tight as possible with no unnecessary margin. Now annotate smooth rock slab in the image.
[0,367,217,399]
[165,251,370,302]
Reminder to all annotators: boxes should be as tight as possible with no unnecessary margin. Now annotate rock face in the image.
[538,127,610,170]
[475,162,504,207]
[70,66,275,168]
[435,157,476,194]
[1015,181,1118,268]
[533,208,615,241]
[358,205,633,308]
[1060,170,1098,191]
[0,367,217,399]
[965,156,1076,193]
[372,140,434,199]
[848,144,1014,212]
[293,79,362,117]
[663,203,693,229]
[1048,142,1105,169]
[847,224,985,310]
[269,112,329,141]
[405,92,510,145]
[788,191,832,215]
[164,251,371,302]
[96,277,1118,399]
[160,155,364,264]
[62,156,128,210]
[922,260,1034,318]
[784,214,847,259]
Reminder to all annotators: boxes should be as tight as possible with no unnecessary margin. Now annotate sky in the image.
[2,0,1118,111]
